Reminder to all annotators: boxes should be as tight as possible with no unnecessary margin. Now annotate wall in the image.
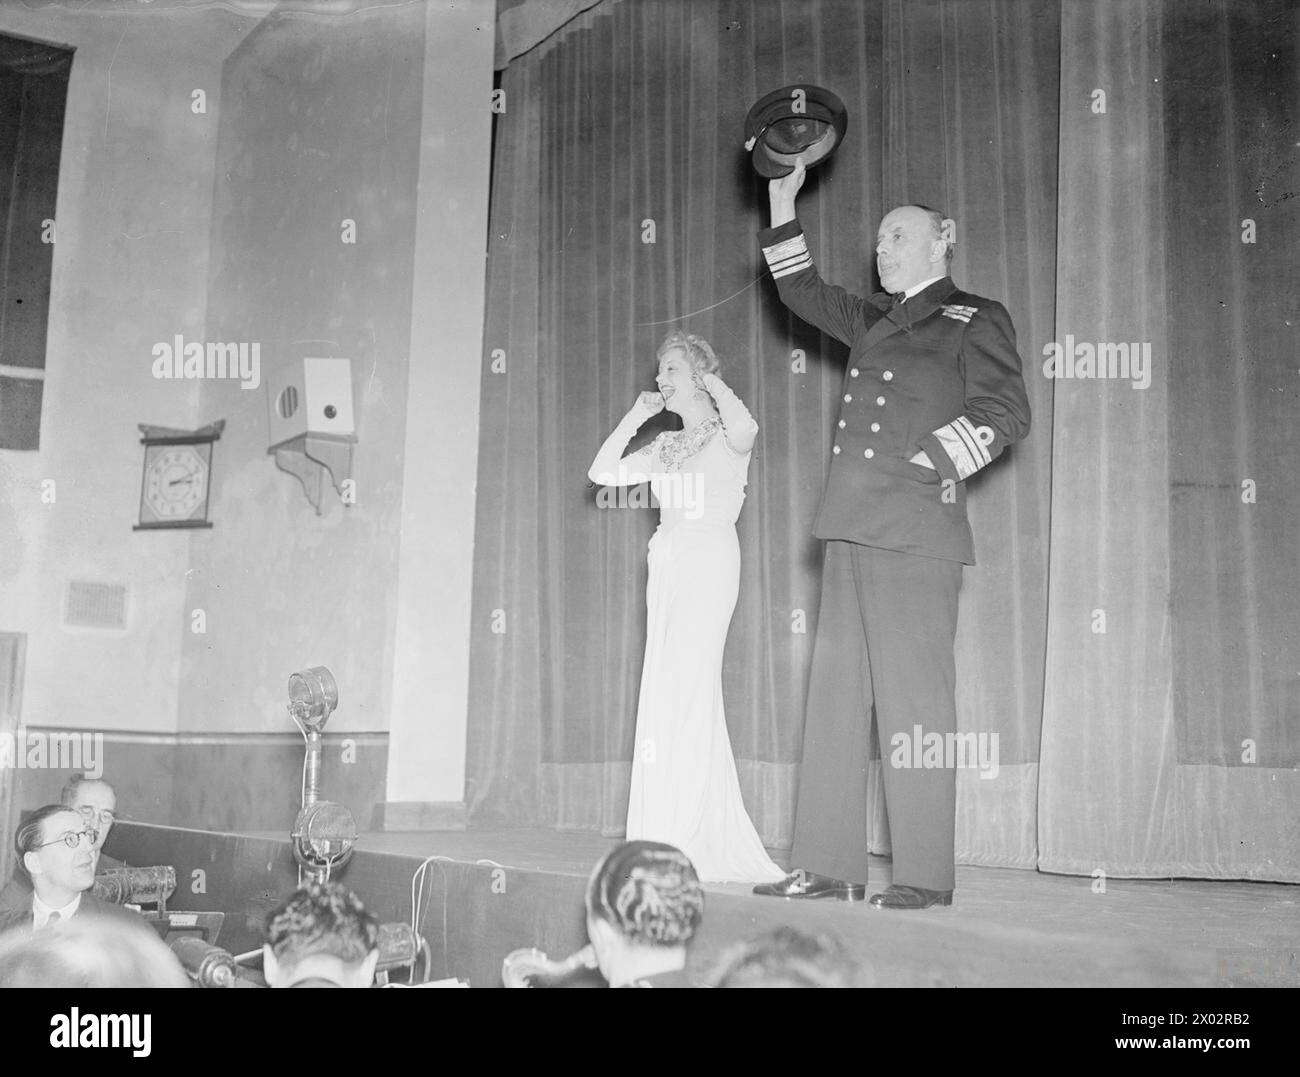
[383,0,494,816]
[182,5,426,740]
[169,4,436,827]
[0,2,260,873]
[0,4,253,737]
[2,1,492,838]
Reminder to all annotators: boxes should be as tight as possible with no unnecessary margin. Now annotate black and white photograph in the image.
[0,0,1294,1039]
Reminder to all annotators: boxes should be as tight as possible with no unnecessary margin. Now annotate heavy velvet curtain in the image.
[467,0,1298,881]
[1038,0,1298,879]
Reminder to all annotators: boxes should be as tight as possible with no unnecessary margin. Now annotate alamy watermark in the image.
[1042,336,1151,390]
[151,335,261,389]
[889,725,999,780]
[593,472,705,520]
[0,729,103,778]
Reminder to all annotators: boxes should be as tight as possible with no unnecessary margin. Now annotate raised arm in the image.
[758,157,867,347]
[588,392,664,487]
[702,373,758,456]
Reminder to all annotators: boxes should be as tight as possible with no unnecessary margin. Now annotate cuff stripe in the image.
[934,425,979,480]
[934,415,995,480]
[768,252,809,270]
[771,256,812,278]
[958,415,993,464]
[954,415,992,467]
[763,235,813,278]
[763,235,808,262]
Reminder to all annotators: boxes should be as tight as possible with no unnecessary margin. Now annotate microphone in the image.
[290,800,357,882]
[93,866,177,909]
[169,936,238,989]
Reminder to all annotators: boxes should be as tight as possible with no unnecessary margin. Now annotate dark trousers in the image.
[790,540,963,891]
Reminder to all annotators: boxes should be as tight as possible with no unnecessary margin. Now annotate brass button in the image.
[838,419,846,429]
[883,370,894,381]
[833,445,841,455]
[870,422,880,433]
[844,394,852,403]
[876,396,886,406]
[864,448,874,459]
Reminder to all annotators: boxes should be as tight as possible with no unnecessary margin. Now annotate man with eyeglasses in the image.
[62,774,122,862]
[0,804,140,935]
[0,775,124,914]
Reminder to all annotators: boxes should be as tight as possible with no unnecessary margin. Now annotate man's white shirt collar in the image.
[902,275,947,301]
[32,891,81,928]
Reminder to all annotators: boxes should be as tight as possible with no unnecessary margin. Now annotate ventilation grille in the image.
[64,581,128,630]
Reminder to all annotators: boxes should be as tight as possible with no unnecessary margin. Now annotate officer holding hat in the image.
[748,98,1030,909]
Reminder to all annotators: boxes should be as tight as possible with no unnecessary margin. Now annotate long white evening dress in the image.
[589,390,785,884]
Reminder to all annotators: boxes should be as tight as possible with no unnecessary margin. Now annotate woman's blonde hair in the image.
[656,330,720,378]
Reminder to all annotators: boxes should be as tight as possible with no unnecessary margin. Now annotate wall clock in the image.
[133,420,225,531]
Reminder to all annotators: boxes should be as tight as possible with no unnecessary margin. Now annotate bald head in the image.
[875,205,953,295]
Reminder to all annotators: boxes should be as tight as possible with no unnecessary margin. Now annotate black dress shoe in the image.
[868,884,953,909]
[753,871,866,902]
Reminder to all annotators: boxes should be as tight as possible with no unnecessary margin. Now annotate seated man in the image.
[65,773,123,868]
[585,840,704,988]
[262,881,380,988]
[0,774,122,914]
[0,804,140,935]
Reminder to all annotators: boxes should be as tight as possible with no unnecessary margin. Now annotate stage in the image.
[106,823,1298,988]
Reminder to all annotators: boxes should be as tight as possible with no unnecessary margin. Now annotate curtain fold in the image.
[1038,0,1178,876]
[1161,0,1300,879]
[1037,0,1298,882]
[467,0,1298,881]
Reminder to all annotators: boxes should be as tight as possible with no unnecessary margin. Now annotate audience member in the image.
[263,881,380,988]
[0,774,123,913]
[0,804,141,935]
[584,840,704,988]
[63,774,122,862]
[711,924,861,987]
[0,914,189,987]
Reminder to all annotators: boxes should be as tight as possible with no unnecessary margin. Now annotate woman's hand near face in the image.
[637,391,665,416]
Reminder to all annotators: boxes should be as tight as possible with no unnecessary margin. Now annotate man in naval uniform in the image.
[753,158,1030,909]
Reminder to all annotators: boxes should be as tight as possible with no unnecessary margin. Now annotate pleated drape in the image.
[1038,0,1298,881]
[1038,0,1178,876]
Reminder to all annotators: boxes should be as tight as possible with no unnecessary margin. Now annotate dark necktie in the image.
[47,911,61,924]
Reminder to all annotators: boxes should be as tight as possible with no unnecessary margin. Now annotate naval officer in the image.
[753,157,1030,909]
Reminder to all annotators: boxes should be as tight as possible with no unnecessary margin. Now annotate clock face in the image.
[142,444,209,522]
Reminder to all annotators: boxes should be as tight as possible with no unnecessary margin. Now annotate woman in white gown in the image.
[588,331,784,884]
